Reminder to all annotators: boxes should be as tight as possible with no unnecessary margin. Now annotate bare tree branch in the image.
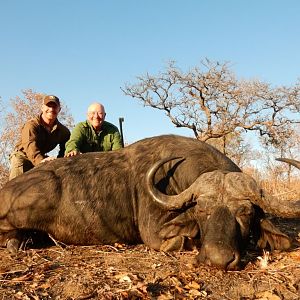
[122,60,300,157]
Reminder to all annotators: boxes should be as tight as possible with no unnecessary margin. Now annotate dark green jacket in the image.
[65,120,122,154]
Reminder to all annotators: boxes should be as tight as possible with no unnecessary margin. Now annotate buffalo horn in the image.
[276,158,300,170]
[147,157,201,210]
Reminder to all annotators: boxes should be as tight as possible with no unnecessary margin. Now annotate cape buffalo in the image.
[0,135,299,270]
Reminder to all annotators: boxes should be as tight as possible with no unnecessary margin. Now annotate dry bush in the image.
[259,160,300,201]
[261,177,300,202]
[244,151,300,202]
[0,163,9,184]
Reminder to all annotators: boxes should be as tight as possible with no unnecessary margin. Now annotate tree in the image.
[122,60,300,159]
[207,131,255,168]
[260,129,300,185]
[0,89,74,185]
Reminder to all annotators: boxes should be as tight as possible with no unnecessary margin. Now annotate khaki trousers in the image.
[9,150,34,180]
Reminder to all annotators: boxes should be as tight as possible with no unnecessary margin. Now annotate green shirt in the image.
[65,120,122,155]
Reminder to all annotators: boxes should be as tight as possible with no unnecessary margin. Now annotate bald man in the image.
[65,102,122,157]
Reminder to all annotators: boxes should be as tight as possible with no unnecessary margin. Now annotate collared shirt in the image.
[15,114,70,166]
[65,120,122,155]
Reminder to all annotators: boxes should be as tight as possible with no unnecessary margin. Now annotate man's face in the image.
[87,104,106,130]
[41,102,61,122]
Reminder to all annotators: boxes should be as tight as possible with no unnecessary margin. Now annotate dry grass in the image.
[0,217,299,300]
[261,178,300,201]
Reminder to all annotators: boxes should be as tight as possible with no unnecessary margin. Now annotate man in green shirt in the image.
[65,102,122,157]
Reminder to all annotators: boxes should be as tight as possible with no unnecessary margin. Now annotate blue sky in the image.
[1,0,300,144]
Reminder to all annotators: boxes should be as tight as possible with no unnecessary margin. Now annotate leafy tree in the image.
[0,89,74,185]
[122,59,300,161]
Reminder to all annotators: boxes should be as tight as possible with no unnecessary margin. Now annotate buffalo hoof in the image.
[6,238,21,254]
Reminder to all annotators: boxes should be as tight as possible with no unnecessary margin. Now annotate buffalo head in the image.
[147,157,300,270]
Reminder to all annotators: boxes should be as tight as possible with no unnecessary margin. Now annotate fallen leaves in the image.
[115,273,132,283]
[255,290,282,300]
[0,244,299,299]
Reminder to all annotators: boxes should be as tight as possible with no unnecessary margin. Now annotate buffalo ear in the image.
[257,219,291,251]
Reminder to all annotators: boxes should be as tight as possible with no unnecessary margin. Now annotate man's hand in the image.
[65,150,81,157]
[40,156,56,163]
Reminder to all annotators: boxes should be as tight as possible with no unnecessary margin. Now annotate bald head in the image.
[87,102,106,132]
[87,102,106,114]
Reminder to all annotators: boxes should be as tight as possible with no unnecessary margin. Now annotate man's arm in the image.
[112,130,123,150]
[21,122,46,166]
[64,123,85,156]
[57,127,71,158]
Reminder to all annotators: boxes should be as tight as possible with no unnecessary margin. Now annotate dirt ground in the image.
[0,217,299,300]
